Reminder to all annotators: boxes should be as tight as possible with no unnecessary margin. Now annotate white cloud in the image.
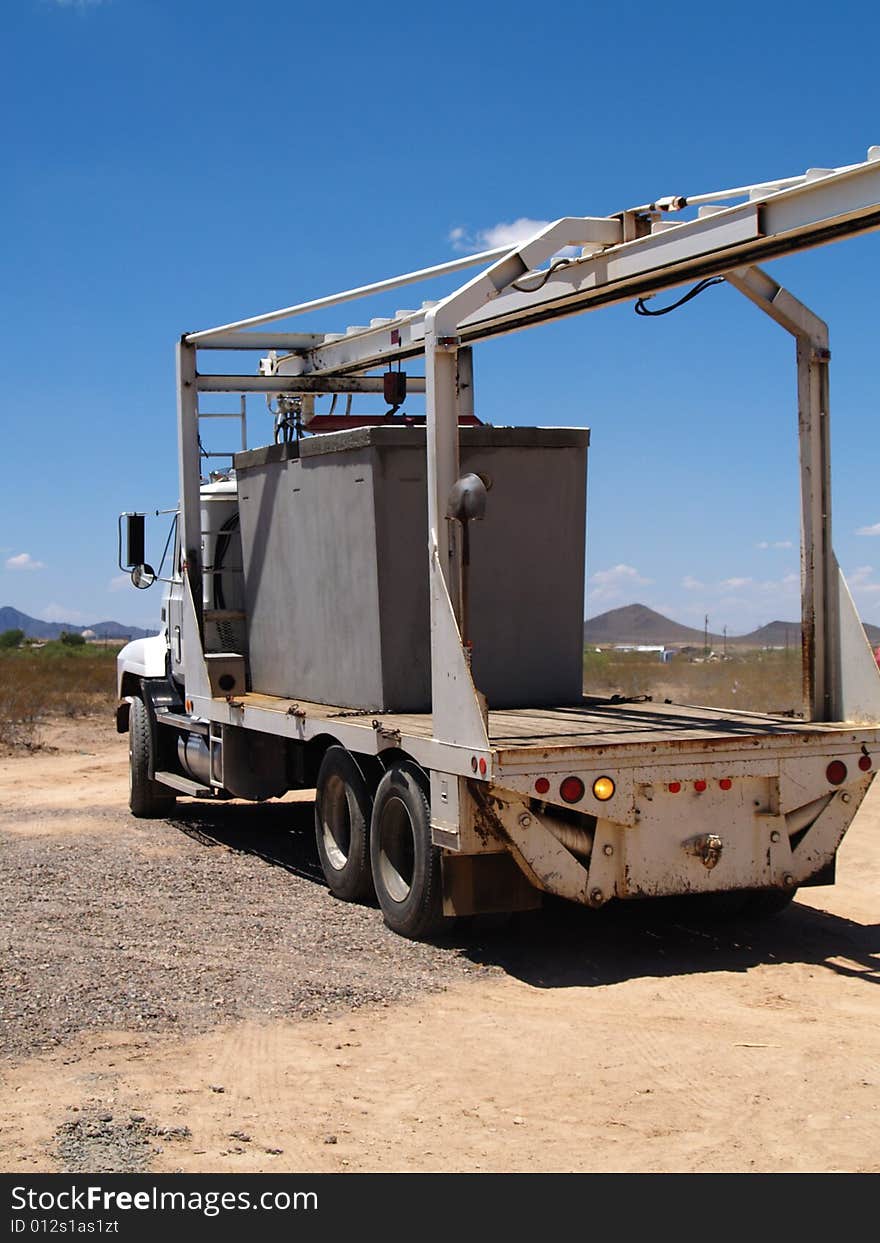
[41,603,89,624]
[108,573,131,593]
[681,575,704,591]
[720,576,753,590]
[856,523,880,536]
[5,552,46,572]
[449,217,551,254]
[848,565,880,595]
[756,539,794,549]
[589,564,653,603]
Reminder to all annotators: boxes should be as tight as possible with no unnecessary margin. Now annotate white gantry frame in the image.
[177,147,880,748]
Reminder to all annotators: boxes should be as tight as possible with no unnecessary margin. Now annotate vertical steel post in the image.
[797,338,838,720]
[726,266,839,722]
[176,339,203,638]
[425,334,462,616]
[457,347,474,422]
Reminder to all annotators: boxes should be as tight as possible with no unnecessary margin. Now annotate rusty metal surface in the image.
[489,697,880,771]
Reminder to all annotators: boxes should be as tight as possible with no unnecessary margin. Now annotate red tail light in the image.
[534,777,550,795]
[858,755,872,772]
[560,776,585,803]
[826,760,847,785]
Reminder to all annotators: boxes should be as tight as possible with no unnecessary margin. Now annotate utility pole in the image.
[723,624,727,657]
[704,614,709,657]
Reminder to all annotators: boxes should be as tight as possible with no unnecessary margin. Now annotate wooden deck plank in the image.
[236,691,836,752]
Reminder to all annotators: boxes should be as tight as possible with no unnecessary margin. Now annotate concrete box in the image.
[235,425,588,711]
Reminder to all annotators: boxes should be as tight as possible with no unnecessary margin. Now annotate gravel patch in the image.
[54,1109,191,1173]
[0,797,486,1060]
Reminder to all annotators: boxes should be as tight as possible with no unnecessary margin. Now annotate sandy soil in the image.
[1,717,878,1173]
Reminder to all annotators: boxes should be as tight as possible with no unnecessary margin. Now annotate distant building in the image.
[612,644,675,662]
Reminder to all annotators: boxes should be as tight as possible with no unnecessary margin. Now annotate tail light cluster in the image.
[663,754,872,794]
[528,752,872,805]
[534,774,615,803]
[826,753,873,784]
[667,779,731,794]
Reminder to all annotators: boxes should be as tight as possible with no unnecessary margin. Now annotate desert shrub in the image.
[0,644,119,752]
[0,628,24,649]
[59,630,86,647]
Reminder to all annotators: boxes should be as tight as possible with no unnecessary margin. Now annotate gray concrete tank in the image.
[235,425,588,712]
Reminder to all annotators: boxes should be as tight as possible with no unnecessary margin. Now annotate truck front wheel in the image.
[128,696,176,819]
[315,746,375,902]
[370,760,443,940]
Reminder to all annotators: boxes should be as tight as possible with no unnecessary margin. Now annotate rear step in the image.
[153,770,214,797]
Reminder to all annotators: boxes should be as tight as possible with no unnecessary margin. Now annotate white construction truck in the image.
[117,147,880,939]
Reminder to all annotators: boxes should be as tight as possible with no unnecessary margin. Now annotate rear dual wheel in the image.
[314,748,443,939]
[678,887,798,921]
[370,760,443,940]
[314,746,375,902]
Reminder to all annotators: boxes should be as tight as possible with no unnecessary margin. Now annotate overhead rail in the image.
[184,147,880,379]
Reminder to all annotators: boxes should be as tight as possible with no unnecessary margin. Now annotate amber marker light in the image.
[592,776,615,802]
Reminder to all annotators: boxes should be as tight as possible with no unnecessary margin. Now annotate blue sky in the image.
[3,0,880,634]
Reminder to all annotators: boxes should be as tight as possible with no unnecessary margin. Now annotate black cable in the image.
[512,257,572,293]
[155,514,176,581]
[635,276,724,316]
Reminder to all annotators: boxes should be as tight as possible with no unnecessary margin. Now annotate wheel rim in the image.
[321,774,352,871]
[377,794,416,903]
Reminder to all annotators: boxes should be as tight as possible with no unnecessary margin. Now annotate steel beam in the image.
[176,341,203,640]
[191,331,326,351]
[195,374,426,394]
[277,155,880,380]
[186,242,523,343]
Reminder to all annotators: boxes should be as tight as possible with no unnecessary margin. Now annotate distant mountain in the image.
[736,620,801,648]
[584,603,880,649]
[736,618,880,648]
[0,605,157,642]
[584,604,724,646]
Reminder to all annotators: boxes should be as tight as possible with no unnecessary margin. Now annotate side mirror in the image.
[120,513,145,569]
[446,473,488,523]
[131,564,156,590]
[118,512,155,588]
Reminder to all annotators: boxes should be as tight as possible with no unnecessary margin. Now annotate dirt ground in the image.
[1,717,878,1174]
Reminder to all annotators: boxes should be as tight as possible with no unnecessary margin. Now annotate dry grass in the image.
[0,644,119,752]
[584,647,803,715]
[0,642,805,755]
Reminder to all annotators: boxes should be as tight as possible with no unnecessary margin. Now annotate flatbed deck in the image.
[221,692,877,774]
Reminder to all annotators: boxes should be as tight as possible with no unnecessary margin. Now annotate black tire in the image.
[370,760,443,940]
[674,886,797,922]
[128,695,176,819]
[742,887,798,917]
[314,746,375,902]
